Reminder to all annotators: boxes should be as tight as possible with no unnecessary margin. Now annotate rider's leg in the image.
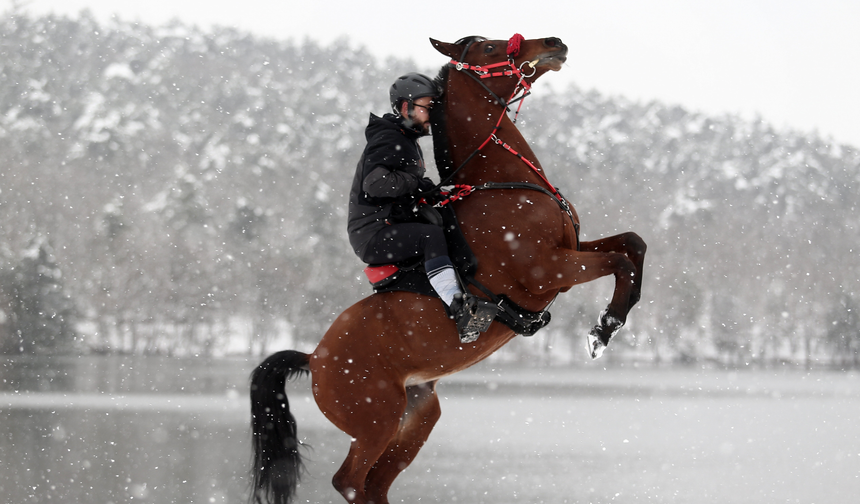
[362,223,466,305]
[425,256,462,306]
[362,223,482,342]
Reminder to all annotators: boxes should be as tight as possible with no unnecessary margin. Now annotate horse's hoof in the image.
[586,331,606,359]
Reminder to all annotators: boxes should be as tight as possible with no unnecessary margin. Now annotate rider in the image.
[347,72,479,342]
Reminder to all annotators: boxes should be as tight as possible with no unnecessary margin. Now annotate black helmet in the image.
[389,73,438,114]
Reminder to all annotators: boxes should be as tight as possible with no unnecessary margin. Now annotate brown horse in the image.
[249,35,646,504]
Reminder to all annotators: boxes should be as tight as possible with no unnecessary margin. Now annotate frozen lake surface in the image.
[1,356,859,503]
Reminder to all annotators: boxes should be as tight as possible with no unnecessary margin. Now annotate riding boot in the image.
[428,257,493,343]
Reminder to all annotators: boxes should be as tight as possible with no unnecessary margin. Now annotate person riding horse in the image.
[347,72,480,342]
[252,35,647,504]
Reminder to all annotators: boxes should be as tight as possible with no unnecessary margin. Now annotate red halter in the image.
[441,34,567,212]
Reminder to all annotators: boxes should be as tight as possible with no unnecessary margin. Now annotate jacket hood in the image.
[365,113,425,141]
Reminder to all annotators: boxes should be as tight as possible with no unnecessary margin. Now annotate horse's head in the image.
[430,35,568,83]
[427,35,568,182]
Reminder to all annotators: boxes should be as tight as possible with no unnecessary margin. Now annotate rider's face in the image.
[402,96,433,134]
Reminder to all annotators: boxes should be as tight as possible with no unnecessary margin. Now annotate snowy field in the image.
[1,356,859,503]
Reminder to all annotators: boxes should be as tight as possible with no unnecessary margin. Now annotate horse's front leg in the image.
[578,232,646,358]
[525,232,646,358]
[580,232,647,310]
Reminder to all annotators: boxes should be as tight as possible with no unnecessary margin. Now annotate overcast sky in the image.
[8,0,860,147]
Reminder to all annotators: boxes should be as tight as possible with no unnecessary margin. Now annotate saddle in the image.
[363,206,551,337]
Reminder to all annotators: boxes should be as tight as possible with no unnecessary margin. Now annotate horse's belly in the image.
[404,369,457,387]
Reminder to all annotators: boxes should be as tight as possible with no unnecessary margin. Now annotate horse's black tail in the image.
[249,350,310,504]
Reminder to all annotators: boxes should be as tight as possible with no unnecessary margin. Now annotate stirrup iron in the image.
[452,294,499,343]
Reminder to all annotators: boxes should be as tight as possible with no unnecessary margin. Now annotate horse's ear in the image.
[430,38,461,59]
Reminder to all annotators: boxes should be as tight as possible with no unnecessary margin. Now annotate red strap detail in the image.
[450,59,514,75]
[364,264,399,284]
[480,70,518,79]
[507,33,524,57]
[436,185,475,207]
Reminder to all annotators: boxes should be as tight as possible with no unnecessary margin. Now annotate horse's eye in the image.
[483,44,496,54]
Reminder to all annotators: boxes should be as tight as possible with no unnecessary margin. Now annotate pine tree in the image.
[0,238,77,353]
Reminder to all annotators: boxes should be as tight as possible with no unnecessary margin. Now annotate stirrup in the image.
[448,293,499,344]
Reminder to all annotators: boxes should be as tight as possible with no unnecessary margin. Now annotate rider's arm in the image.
[363,165,420,199]
[362,132,424,199]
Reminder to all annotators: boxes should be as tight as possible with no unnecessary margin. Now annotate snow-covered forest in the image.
[1,10,858,366]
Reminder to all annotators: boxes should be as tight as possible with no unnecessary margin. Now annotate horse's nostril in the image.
[545,37,562,48]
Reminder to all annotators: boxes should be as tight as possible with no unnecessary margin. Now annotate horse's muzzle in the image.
[536,38,568,69]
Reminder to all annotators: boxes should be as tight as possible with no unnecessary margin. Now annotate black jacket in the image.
[348,113,434,259]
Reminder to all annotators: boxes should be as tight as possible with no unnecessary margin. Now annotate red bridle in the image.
[439,34,569,215]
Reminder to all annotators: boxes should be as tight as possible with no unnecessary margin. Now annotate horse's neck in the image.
[443,94,539,184]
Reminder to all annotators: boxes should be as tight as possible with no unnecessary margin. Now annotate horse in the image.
[249,34,647,504]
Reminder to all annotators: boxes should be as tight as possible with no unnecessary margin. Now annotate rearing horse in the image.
[250,35,646,504]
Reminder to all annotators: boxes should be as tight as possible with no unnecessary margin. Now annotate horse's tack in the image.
[434,50,578,243]
[410,45,584,328]
[439,49,571,224]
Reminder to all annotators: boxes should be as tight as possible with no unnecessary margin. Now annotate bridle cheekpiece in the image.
[447,33,537,114]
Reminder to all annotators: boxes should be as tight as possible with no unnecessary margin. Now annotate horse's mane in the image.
[429,36,487,181]
[430,65,454,180]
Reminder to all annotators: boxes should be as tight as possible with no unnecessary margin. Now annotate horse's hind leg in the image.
[314,359,415,504]
[364,381,442,504]
[326,387,407,504]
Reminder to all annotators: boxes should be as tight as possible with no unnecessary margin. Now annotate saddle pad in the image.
[364,264,400,284]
